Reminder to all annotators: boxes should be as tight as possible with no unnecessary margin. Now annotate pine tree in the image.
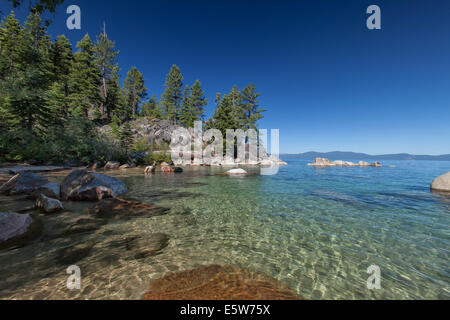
[68,34,101,118]
[0,12,23,131]
[228,85,245,129]
[140,94,161,118]
[94,25,119,119]
[240,83,266,130]
[190,80,208,121]
[160,64,183,124]
[106,66,126,121]
[118,122,134,156]
[48,35,72,119]
[179,85,196,127]
[212,93,240,137]
[123,66,147,118]
[2,12,53,134]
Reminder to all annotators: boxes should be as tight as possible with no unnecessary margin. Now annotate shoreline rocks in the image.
[431,172,450,193]
[61,170,128,201]
[308,158,383,168]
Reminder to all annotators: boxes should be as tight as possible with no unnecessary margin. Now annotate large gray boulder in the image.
[0,172,49,195]
[431,172,450,192]
[61,170,128,201]
[0,212,40,249]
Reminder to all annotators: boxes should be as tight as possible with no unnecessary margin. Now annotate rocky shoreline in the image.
[0,166,297,300]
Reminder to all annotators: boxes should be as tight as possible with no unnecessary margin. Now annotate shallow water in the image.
[0,160,449,300]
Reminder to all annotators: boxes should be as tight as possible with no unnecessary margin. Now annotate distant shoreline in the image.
[281,152,450,161]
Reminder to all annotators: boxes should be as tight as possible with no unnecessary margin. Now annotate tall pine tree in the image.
[68,34,101,118]
[160,64,183,124]
[94,25,119,120]
[140,94,161,118]
[123,66,147,118]
[240,83,266,130]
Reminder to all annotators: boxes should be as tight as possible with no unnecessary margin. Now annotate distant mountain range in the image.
[280,151,450,161]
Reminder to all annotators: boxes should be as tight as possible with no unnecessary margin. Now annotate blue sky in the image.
[1,0,450,155]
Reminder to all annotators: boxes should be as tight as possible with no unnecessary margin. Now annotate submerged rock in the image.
[61,170,128,201]
[431,172,450,193]
[0,212,40,250]
[226,168,248,175]
[86,198,169,220]
[35,194,64,214]
[0,172,49,196]
[142,265,301,300]
[104,233,169,260]
[56,242,94,265]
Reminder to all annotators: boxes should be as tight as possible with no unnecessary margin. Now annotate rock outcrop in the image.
[35,194,64,213]
[0,212,40,249]
[104,161,121,170]
[308,158,382,168]
[431,172,450,193]
[0,172,49,195]
[142,265,301,300]
[61,170,128,201]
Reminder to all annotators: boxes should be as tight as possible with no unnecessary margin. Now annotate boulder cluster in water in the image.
[308,157,382,168]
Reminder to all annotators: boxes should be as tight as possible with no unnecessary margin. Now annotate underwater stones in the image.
[142,265,302,300]
[105,233,169,260]
[0,212,40,250]
[61,170,128,201]
[86,198,168,220]
[0,172,49,195]
[35,194,63,214]
[226,168,248,175]
[56,242,94,265]
[431,172,450,193]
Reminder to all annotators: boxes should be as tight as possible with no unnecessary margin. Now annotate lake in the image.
[0,160,449,299]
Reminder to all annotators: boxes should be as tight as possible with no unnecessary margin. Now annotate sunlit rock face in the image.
[142,265,302,300]
[431,172,450,192]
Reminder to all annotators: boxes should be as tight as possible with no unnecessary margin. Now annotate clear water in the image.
[0,160,449,300]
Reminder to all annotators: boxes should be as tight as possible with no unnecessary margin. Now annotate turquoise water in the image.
[0,160,449,300]
[124,160,450,300]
